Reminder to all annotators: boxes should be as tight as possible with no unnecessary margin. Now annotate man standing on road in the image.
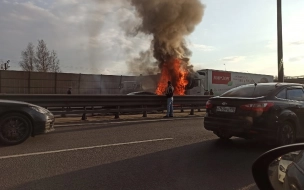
[164,81,174,118]
[67,87,72,94]
[210,89,214,95]
[204,89,210,95]
[66,87,72,110]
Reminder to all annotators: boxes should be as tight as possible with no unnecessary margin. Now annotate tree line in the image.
[19,40,61,72]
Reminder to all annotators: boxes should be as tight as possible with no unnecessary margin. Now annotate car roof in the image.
[273,82,304,86]
[220,82,304,98]
[239,82,303,87]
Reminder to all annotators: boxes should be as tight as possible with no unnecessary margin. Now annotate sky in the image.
[0,0,303,77]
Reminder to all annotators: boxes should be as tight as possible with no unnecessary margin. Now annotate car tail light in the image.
[240,102,274,112]
[206,100,212,109]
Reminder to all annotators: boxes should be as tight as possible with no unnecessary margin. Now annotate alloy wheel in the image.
[0,115,31,145]
[279,122,295,146]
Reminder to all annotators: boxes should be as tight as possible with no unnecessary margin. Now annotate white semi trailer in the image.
[186,69,274,96]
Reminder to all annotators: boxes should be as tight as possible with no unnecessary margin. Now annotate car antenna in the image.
[247,72,258,96]
[247,71,257,86]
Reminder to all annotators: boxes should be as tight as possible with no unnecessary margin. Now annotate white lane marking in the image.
[0,138,174,160]
[238,183,256,190]
[55,117,204,127]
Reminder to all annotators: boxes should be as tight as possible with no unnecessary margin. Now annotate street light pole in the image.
[4,60,10,70]
[277,0,284,82]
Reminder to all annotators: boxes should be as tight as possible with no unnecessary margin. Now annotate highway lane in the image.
[0,118,276,190]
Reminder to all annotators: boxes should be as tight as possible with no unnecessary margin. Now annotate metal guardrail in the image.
[0,94,212,119]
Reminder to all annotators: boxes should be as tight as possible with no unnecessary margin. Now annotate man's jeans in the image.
[167,97,173,116]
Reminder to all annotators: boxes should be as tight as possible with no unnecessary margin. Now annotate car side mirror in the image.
[252,143,304,190]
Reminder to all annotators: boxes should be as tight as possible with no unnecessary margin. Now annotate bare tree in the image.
[19,40,61,72]
[49,50,61,73]
[19,43,35,71]
[35,40,50,72]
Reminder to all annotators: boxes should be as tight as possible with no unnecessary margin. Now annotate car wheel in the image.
[215,131,232,140]
[0,113,32,145]
[277,121,296,146]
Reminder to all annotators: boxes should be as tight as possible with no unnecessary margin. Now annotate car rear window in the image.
[220,85,276,97]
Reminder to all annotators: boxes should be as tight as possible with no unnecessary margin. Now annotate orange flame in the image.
[155,58,188,95]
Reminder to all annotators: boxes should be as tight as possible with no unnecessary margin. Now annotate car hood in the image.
[0,99,32,106]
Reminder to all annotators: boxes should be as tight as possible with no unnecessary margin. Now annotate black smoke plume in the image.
[126,0,205,78]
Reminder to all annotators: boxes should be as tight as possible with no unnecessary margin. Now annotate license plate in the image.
[216,106,236,113]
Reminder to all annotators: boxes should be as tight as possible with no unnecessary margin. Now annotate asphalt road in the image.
[0,117,277,190]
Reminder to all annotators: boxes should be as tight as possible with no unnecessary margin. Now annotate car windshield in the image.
[220,85,276,98]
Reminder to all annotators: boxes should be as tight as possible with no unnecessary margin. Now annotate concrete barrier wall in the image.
[30,72,56,94]
[0,70,158,94]
[0,71,30,93]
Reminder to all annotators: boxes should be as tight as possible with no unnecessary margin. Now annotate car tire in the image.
[215,131,232,140]
[0,113,32,145]
[277,121,296,146]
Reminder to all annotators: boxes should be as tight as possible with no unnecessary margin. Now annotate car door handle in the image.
[295,105,301,109]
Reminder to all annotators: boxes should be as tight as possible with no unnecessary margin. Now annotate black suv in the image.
[204,83,304,145]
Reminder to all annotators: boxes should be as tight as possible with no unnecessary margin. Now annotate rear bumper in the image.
[204,116,277,140]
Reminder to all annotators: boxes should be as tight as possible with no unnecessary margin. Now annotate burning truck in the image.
[118,67,274,96]
[154,61,274,96]
[156,64,274,96]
